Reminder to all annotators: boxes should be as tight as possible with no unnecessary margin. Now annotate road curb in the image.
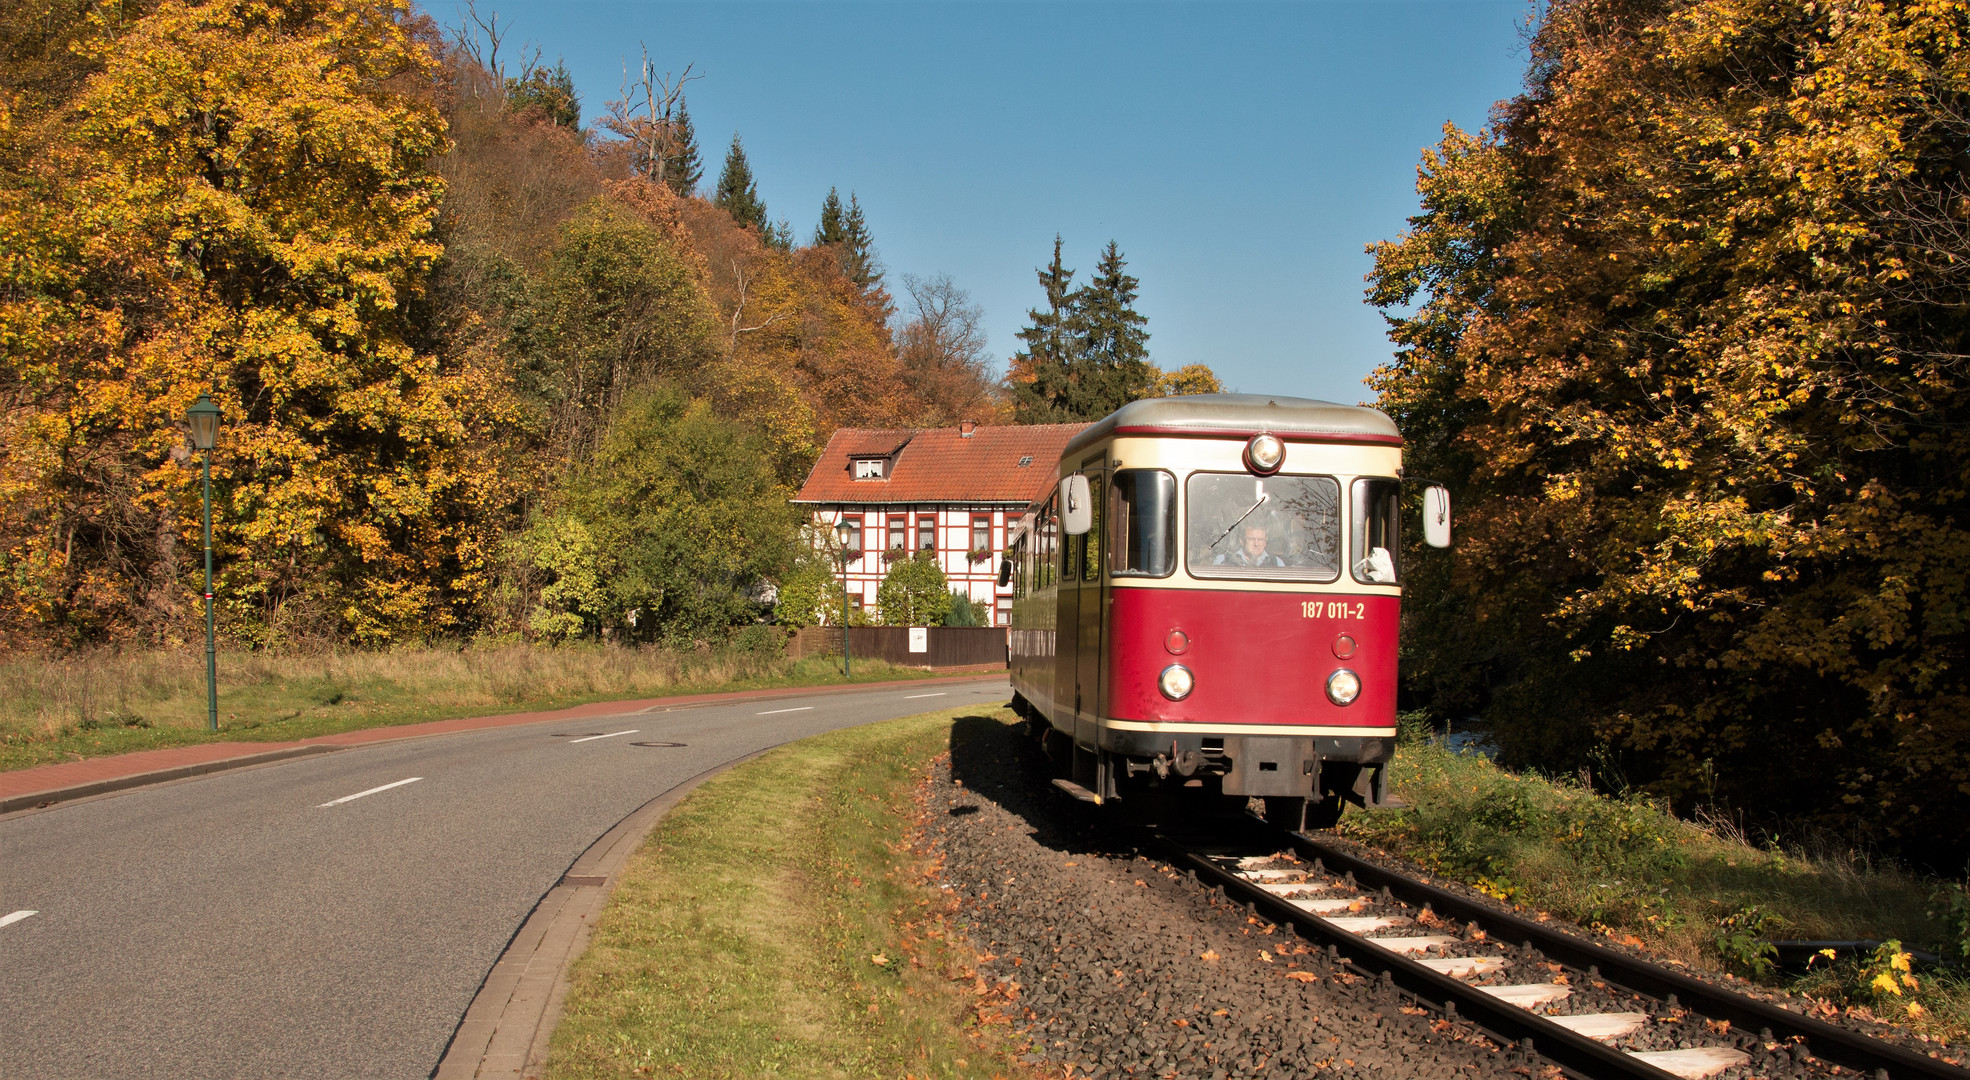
[0,743,343,816]
[432,747,777,1080]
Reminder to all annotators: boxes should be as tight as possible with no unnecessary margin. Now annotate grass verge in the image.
[1340,729,1970,1044]
[0,643,952,773]
[546,705,1028,1080]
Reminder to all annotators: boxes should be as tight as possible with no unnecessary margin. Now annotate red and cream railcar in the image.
[1002,394,1448,830]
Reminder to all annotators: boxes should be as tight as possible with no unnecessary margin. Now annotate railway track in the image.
[1157,828,1970,1080]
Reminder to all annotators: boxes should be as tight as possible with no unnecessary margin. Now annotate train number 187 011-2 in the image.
[1302,600,1365,620]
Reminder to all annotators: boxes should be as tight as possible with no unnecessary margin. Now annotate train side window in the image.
[1186,472,1341,582]
[1082,474,1103,582]
[1350,477,1402,584]
[1041,496,1057,588]
[1109,469,1176,577]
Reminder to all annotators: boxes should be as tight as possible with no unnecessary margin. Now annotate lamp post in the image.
[185,395,222,732]
[834,519,854,679]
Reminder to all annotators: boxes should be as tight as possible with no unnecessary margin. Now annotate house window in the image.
[971,514,991,554]
[853,458,884,479]
[841,515,862,553]
[887,517,906,553]
[917,514,936,551]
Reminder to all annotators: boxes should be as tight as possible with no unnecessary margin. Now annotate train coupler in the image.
[1221,736,1318,799]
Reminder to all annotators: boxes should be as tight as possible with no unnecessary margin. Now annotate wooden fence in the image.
[785,625,1007,669]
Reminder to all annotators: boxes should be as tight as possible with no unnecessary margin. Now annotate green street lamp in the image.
[185,394,222,732]
[834,519,854,679]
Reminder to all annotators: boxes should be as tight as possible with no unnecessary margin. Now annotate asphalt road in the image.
[0,678,1010,1080]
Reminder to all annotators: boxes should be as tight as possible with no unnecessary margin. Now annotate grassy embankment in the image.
[546,705,1027,1080]
[1342,728,1970,1044]
[0,642,942,773]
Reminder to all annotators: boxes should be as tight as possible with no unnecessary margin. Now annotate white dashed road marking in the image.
[319,777,423,807]
[567,730,639,743]
[0,910,38,928]
[756,707,813,715]
[905,693,947,699]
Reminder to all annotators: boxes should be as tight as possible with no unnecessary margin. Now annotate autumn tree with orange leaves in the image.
[1,0,1003,650]
[1371,0,1970,861]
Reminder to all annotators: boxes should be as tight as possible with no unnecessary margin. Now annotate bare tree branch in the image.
[600,46,700,186]
[727,260,791,349]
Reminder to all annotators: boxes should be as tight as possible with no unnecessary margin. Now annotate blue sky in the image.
[456,0,1533,405]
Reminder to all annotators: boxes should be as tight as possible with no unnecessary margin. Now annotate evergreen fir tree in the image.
[660,98,702,196]
[1007,239,1156,421]
[1073,240,1156,415]
[763,218,795,252]
[839,193,881,291]
[713,134,767,233]
[807,190,890,322]
[813,187,847,247]
[1008,236,1082,423]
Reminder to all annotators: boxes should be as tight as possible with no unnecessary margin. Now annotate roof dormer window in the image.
[852,457,886,479]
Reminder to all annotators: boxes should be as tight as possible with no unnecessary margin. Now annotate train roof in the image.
[1059,393,1401,460]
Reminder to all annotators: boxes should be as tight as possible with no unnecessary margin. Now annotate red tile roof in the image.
[794,423,1088,506]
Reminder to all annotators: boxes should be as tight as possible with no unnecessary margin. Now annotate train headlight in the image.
[1245,433,1285,475]
[1325,669,1361,706]
[1159,664,1195,701]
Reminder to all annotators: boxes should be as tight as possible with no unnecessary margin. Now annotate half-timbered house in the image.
[792,421,1085,626]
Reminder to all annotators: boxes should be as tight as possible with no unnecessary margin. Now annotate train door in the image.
[1040,496,1060,717]
[1053,484,1079,736]
[1074,459,1106,749]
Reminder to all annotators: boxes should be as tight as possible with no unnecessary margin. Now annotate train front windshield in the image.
[1101,468,1398,585]
[1184,473,1343,582]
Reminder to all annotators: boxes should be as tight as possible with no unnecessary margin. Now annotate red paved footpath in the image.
[0,668,1006,812]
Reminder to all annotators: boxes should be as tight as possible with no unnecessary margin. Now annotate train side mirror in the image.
[1422,484,1452,548]
[1059,474,1092,536]
[997,558,1013,588]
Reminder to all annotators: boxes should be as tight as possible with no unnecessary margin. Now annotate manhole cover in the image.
[630,741,687,748]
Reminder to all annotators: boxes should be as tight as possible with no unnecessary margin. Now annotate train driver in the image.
[1215,524,1288,568]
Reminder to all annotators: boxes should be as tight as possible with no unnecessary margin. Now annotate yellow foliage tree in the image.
[1155,363,1224,397]
[0,0,519,645]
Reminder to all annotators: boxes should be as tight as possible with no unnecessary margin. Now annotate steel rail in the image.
[1158,836,1685,1080]
[1288,833,1970,1080]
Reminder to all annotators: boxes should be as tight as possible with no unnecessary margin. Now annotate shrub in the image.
[773,551,840,628]
[943,592,985,627]
[877,553,951,627]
